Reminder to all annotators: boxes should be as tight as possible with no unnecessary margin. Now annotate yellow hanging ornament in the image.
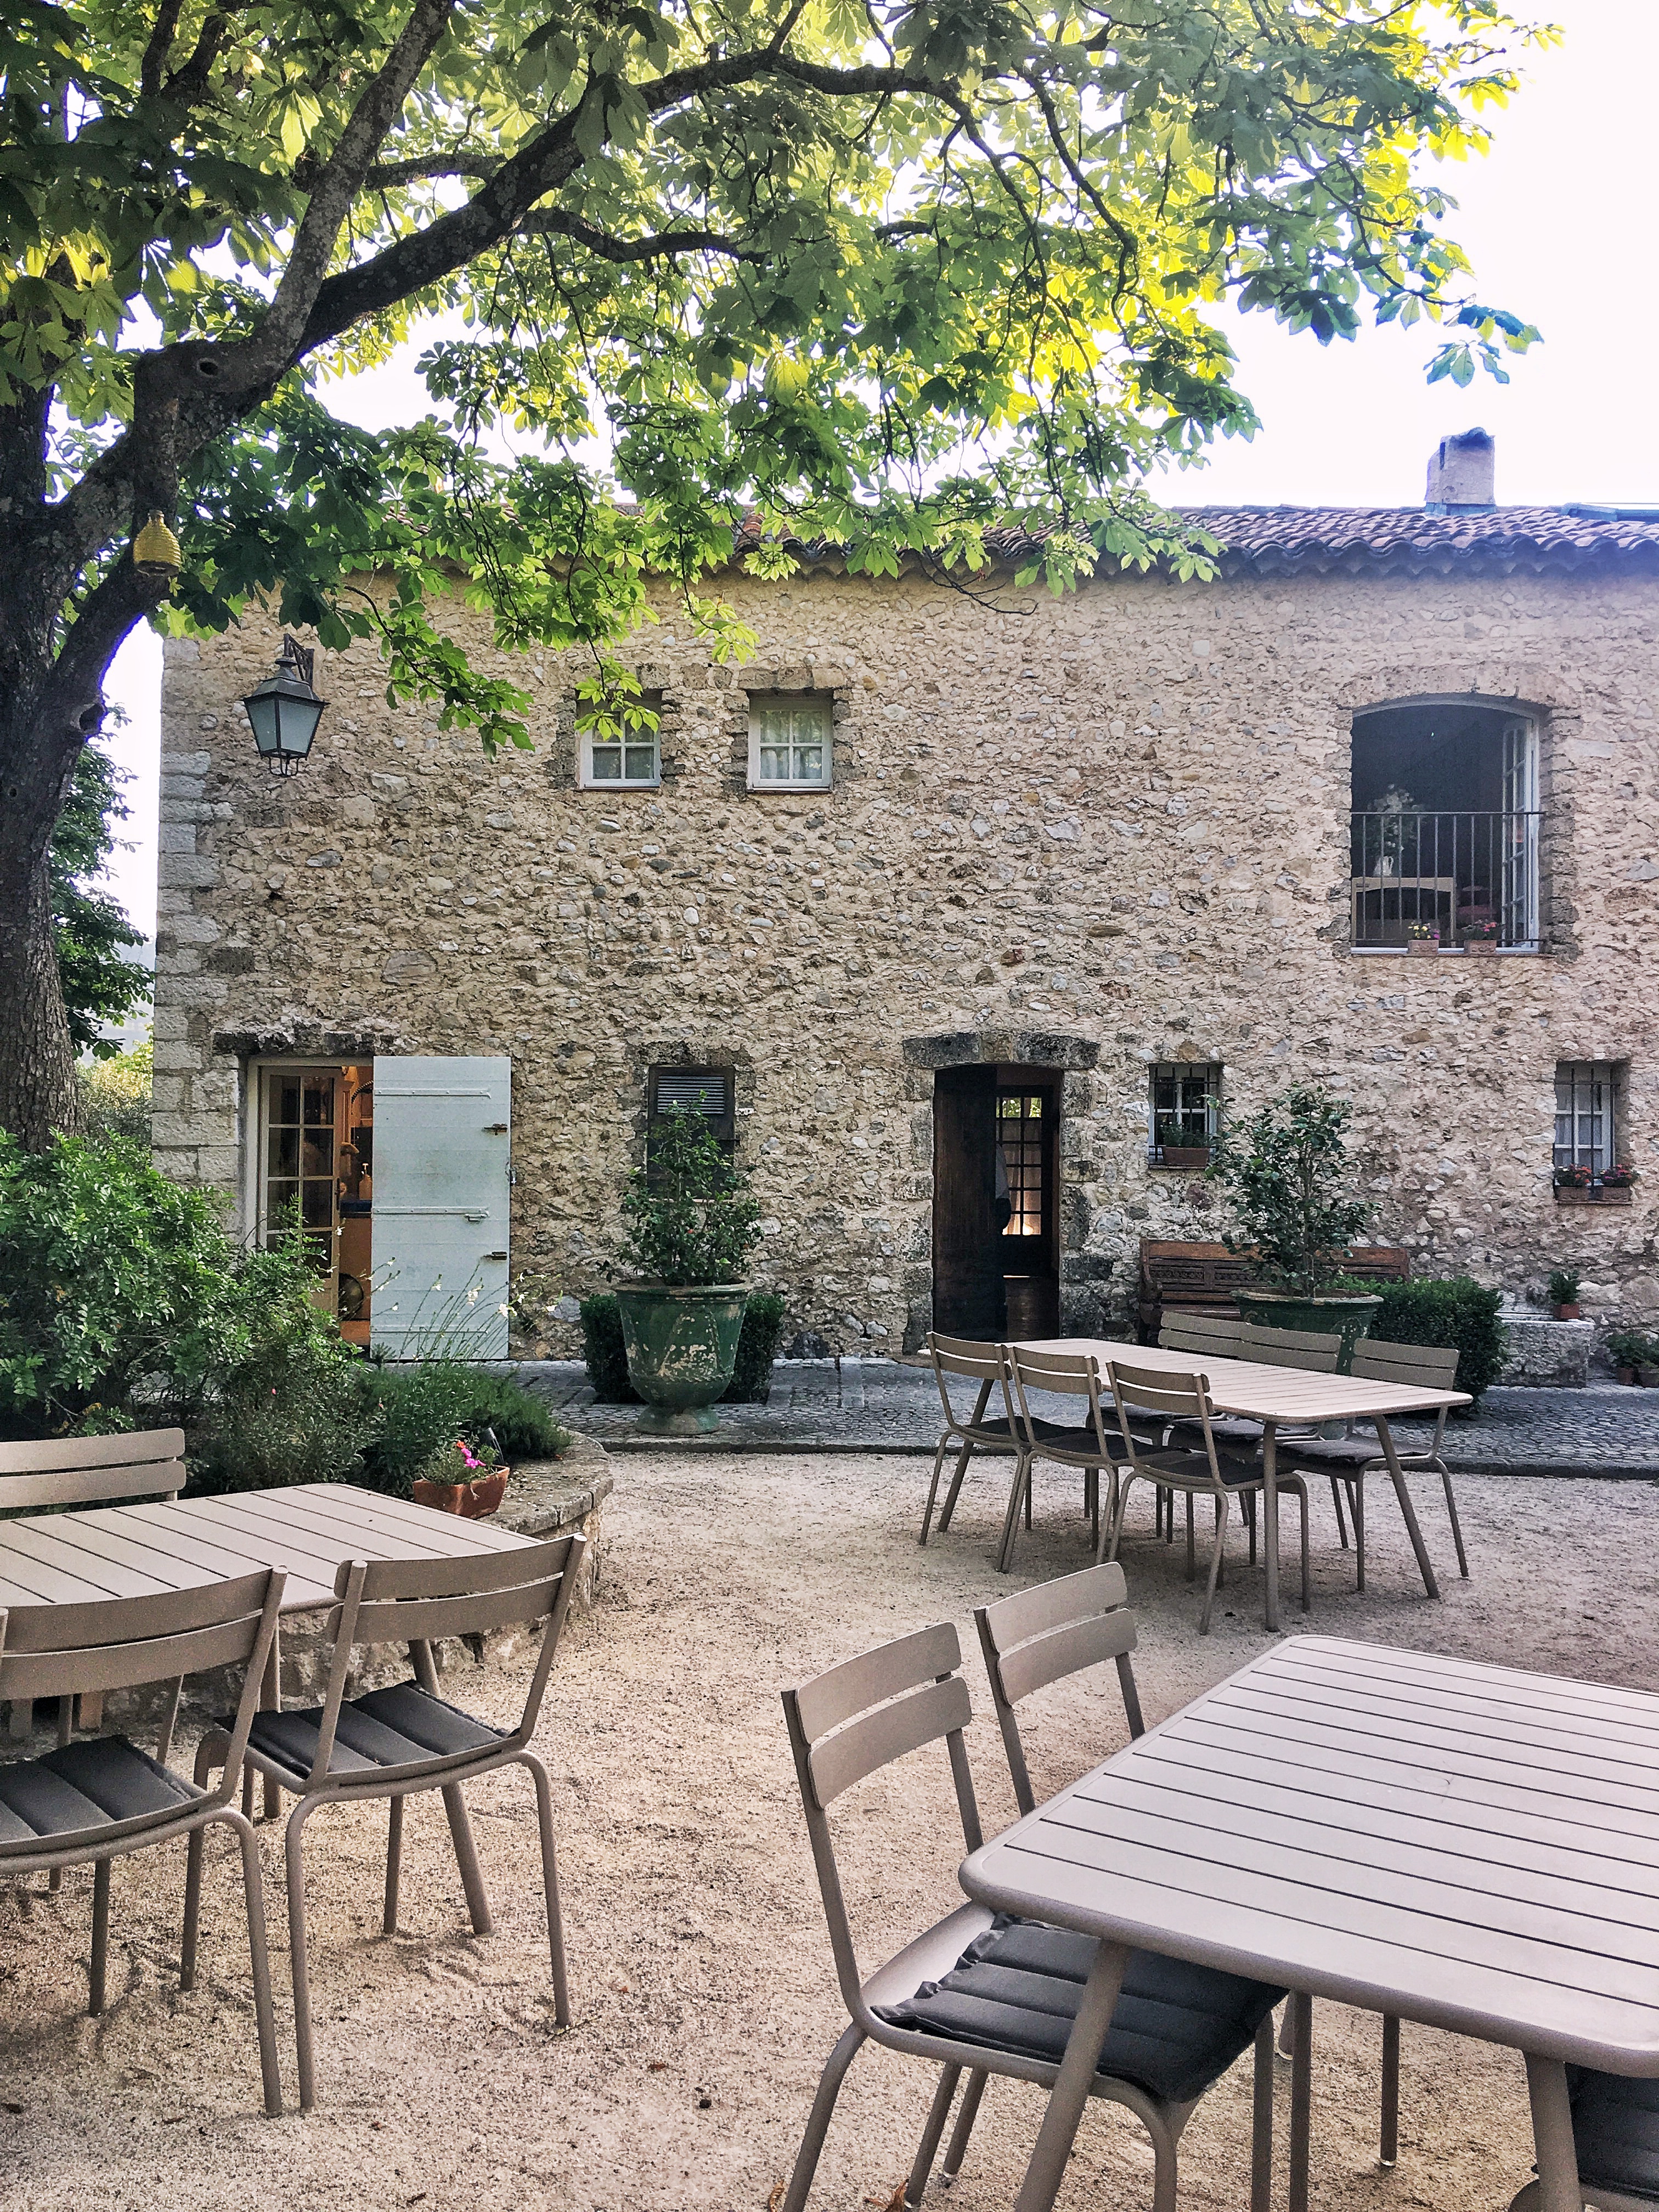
[133,510,181,580]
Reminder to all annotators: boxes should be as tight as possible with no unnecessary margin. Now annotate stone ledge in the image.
[1498,1316,1593,1387]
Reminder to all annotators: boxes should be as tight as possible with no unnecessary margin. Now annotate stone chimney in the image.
[1425,427,1496,510]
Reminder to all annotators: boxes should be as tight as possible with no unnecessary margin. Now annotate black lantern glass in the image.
[242,636,326,776]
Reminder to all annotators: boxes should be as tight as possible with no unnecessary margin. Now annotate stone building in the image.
[151,433,1659,1356]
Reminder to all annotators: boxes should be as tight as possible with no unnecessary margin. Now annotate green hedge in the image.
[1368,1277,1508,1407]
[578,1289,786,1404]
[356,1362,571,1496]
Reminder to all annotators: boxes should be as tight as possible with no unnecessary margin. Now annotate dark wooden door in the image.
[933,1066,1004,1339]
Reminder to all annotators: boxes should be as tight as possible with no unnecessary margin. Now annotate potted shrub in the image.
[1548,1267,1583,1322]
[612,1107,763,1432]
[1371,785,1419,879]
[1154,1113,1210,1171]
[1404,921,1440,957]
[1606,1329,1649,1386]
[412,1435,509,1518]
[1206,1084,1382,1370]
[1460,917,1499,954]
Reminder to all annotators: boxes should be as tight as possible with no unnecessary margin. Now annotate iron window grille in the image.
[1149,1063,1220,1164]
[1554,1061,1618,1179]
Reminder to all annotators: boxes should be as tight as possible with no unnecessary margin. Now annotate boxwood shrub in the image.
[1368,1277,1508,1407]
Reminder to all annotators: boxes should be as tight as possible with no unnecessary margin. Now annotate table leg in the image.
[1011,1938,1126,2212]
[1262,1423,1280,1633]
[1525,2054,1582,2212]
[262,1625,282,1821]
[1374,1419,1440,1601]
[1289,1992,1313,2212]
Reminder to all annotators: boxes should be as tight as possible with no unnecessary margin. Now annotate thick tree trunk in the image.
[0,836,78,1147]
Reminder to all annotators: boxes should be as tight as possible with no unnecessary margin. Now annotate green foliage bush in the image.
[76,1035,154,1146]
[358,1361,570,1494]
[724,1290,786,1404]
[579,1293,637,1404]
[1369,1277,1508,1408]
[1206,1085,1375,1296]
[620,1108,762,1285]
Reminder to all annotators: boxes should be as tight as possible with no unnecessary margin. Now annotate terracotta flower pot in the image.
[1618,1367,1639,1386]
[1640,1364,1659,1389]
[413,1468,510,1519]
[1555,1304,1582,1322]
[1406,936,1440,956]
[1159,1146,1210,1171]
[1462,939,1497,955]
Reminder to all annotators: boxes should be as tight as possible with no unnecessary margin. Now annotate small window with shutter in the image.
[648,1064,735,1148]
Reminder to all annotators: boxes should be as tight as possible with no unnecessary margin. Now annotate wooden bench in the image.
[1137,1242,1410,1340]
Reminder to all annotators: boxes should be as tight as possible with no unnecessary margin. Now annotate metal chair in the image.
[918,1334,1022,1550]
[1286,1339,1469,1586]
[780,1618,1284,2212]
[0,1568,286,2114]
[1507,2071,1659,2211]
[1103,1360,1311,1633]
[194,1535,584,2108]
[999,1346,1151,1575]
[1237,1323,1342,1374]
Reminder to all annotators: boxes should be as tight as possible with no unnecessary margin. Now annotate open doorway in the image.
[254,1062,376,1345]
[932,1064,1060,1340]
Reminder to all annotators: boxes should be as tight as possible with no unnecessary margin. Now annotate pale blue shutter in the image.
[370,1057,511,1359]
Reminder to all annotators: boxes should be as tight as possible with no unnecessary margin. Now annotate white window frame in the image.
[748,691,832,792]
[579,696,661,789]
[1554,1060,1619,1176]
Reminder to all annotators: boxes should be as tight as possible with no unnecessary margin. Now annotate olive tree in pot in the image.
[1207,1084,1382,1371]
[613,1108,764,1432]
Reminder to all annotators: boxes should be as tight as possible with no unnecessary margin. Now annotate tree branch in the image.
[363,153,501,187]
[524,208,768,264]
[139,0,185,99]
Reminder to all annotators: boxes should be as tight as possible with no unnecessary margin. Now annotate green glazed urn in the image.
[1232,1289,1383,1374]
[613,1283,749,1432]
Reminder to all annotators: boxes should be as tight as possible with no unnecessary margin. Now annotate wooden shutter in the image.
[370,1057,511,1358]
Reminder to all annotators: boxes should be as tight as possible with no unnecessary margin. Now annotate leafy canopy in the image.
[3,0,1549,750]
[1207,1082,1377,1296]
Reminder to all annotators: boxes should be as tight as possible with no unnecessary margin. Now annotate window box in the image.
[1555,1183,1633,1207]
[1152,1146,1211,1171]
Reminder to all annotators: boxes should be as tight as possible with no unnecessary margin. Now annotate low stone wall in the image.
[1497,1317,1593,1389]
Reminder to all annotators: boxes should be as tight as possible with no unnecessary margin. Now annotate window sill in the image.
[1554,1185,1634,1207]
[1347,944,1539,956]
[580,781,661,793]
[747,782,832,795]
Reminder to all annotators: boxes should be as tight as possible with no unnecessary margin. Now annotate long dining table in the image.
[1015,1338,1471,1629]
[961,1634,1659,2212]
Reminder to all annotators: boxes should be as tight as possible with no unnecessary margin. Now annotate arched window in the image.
[1350,699,1539,950]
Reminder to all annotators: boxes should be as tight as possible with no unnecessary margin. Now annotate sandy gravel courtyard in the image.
[1,1451,1655,2212]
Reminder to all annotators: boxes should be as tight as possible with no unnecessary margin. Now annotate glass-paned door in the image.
[997,1090,1046,1239]
[261,1067,341,1313]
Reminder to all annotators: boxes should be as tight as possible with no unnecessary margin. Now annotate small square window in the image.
[748,692,832,791]
[1554,1060,1620,1176]
[580,690,662,788]
[648,1064,735,1152]
[1149,1063,1220,1163]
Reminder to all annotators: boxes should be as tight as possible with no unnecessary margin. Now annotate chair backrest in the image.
[0,1567,285,1853]
[927,1332,1009,1436]
[782,1622,981,2018]
[1159,1313,1246,1359]
[1239,1323,1341,1373]
[1005,1346,1122,1466]
[304,1536,585,1790]
[1352,1339,1462,1392]
[0,1428,187,1511]
[1106,1359,1227,1488]
[974,1563,1143,1815]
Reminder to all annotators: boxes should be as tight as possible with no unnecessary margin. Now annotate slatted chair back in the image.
[1238,1324,1341,1373]
[304,1537,584,1791]
[0,1567,284,1854]
[1158,1313,1246,1361]
[1352,1339,1461,1446]
[927,1332,1011,1438]
[1004,1346,1123,1470]
[0,1428,187,1511]
[1105,1360,1228,1492]
[974,1564,1144,1815]
[782,1623,981,2016]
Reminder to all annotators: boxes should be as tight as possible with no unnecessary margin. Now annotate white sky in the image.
[101,0,1656,938]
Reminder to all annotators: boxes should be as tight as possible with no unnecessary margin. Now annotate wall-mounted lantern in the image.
[242,635,327,777]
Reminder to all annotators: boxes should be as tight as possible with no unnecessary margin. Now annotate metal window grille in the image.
[1554,1061,1617,1175]
[1149,1063,1219,1159]
[997,1090,1045,1238]
[751,694,832,787]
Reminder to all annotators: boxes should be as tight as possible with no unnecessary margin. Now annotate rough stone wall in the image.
[154,552,1659,1347]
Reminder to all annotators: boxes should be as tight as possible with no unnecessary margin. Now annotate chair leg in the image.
[1185,1492,1196,1581]
[919,1436,952,1545]
[1244,1488,1257,1566]
[1352,1477,1366,1594]
[1330,1476,1350,1548]
[182,1826,206,1990]
[938,1442,974,1533]
[441,1781,494,1936]
[1251,2017,1275,2212]
[1199,1493,1230,1634]
[1441,1468,1470,1579]
[223,1810,284,2118]
[383,1794,404,1936]
[1146,2104,1181,2212]
[285,1798,321,2111]
[942,2068,989,2185]
[1299,1483,1311,1613]
[1103,1473,1136,1565]
[1214,1495,1226,1590]
[781,2021,867,2212]
[996,1452,1029,1574]
[1288,1993,1313,2212]
[905,2063,962,2206]
[1024,1460,1032,1531]
[89,1857,111,2016]
[1380,2013,1401,2168]
[520,1751,572,2027]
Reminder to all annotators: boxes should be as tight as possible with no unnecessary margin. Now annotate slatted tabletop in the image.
[961,1635,1659,2212]
[1020,1339,1470,1626]
[0,1482,538,1615]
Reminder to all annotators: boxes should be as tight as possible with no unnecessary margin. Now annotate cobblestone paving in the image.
[518,1359,1659,1474]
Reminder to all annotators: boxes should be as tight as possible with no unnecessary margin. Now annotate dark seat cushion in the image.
[1567,2067,1659,2200]
[0,1737,198,1844]
[1025,1420,1143,1459]
[241,1680,505,1784]
[1135,1445,1266,1489]
[873,1915,1284,2105]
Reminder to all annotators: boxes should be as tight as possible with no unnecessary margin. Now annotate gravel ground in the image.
[1,1452,1656,2212]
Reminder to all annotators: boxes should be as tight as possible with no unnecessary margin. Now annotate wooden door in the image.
[933,1066,1004,1339]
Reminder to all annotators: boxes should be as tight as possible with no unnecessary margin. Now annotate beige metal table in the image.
[962,1634,1659,2212]
[1023,1339,1470,1629]
[0,1483,540,1807]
